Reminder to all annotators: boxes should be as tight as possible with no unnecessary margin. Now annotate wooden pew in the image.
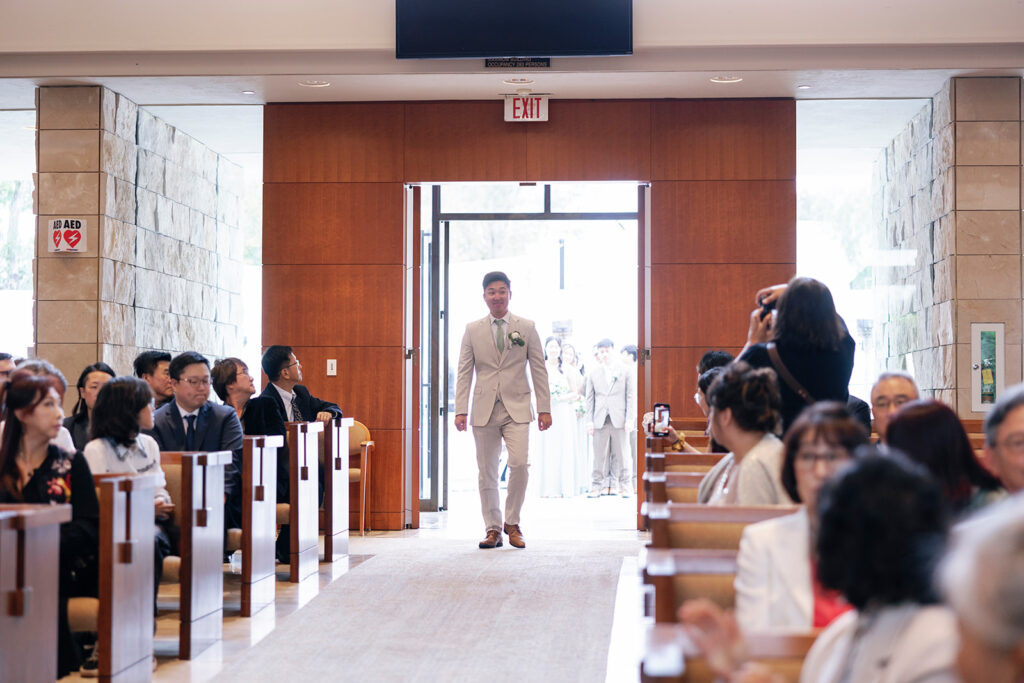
[640,548,738,622]
[644,472,705,504]
[96,474,157,679]
[0,503,71,683]
[319,416,352,561]
[641,623,816,683]
[240,435,282,617]
[646,451,724,474]
[160,451,231,660]
[645,502,798,550]
[284,421,323,582]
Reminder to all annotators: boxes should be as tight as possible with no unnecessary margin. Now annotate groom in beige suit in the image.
[455,272,551,549]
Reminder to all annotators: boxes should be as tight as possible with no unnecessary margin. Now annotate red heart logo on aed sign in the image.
[53,231,62,248]
[63,230,81,248]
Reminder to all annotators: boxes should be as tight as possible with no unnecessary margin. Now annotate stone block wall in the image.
[35,86,244,412]
[876,77,1023,418]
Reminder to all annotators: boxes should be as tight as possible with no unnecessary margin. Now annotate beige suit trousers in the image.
[473,398,530,531]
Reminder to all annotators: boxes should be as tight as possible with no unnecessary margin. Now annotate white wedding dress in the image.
[534,362,584,497]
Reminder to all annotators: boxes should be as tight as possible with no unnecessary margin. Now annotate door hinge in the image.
[639,348,651,366]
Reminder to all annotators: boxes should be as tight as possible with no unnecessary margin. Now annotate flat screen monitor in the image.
[395,0,633,60]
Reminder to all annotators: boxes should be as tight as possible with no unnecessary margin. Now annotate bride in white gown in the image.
[535,337,585,497]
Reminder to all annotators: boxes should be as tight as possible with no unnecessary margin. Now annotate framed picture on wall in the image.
[971,323,1005,413]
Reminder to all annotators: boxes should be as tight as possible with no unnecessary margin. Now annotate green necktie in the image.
[495,319,505,352]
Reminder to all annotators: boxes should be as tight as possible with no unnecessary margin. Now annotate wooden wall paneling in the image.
[366,429,404,528]
[281,346,401,431]
[651,181,796,264]
[263,183,405,265]
[651,100,796,180]
[404,102,528,182]
[262,265,405,346]
[649,347,744,419]
[525,100,652,181]
[263,103,405,183]
[650,263,796,348]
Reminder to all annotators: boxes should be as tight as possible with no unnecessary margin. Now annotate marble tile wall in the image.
[35,85,245,411]
[875,77,1023,419]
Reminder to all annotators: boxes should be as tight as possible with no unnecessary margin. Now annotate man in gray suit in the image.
[455,272,551,550]
[585,339,636,498]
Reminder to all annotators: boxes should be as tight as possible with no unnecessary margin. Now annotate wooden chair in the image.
[0,503,71,683]
[640,623,816,682]
[160,451,231,659]
[319,416,352,560]
[644,471,705,504]
[640,548,738,622]
[645,502,799,550]
[240,435,282,617]
[282,421,322,582]
[349,419,374,536]
[646,451,725,474]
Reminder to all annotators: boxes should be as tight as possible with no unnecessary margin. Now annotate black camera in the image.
[759,297,776,321]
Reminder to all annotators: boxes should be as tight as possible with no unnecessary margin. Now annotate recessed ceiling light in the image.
[298,80,330,88]
[241,90,257,95]
[710,75,743,84]
[796,84,812,90]
[503,78,534,85]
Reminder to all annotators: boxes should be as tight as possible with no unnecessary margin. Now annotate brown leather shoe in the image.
[503,523,526,549]
[479,529,503,549]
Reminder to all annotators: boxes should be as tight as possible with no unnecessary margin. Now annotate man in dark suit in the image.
[251,345,342,562]
[147,351,244,531]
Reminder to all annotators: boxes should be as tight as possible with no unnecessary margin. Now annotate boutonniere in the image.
[508,331,526,347]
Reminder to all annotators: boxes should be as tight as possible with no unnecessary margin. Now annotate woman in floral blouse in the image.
[0,369,99,678]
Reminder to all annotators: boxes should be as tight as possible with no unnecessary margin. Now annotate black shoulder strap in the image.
[766,342,814,405]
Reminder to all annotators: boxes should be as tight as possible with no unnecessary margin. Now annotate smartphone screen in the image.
[653,403,670,436]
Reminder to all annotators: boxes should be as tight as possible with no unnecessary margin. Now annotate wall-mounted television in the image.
[395,0,633,60]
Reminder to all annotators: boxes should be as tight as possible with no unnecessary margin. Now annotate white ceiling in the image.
[0,1,1020,157]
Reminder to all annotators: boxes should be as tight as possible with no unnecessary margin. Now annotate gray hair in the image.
[941,493,1024,651]
[871,370,919,396]
[984,384,1024,447]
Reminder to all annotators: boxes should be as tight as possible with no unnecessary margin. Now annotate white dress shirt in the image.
[273,383,297,421]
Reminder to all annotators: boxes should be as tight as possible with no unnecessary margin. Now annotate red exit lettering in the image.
[512,97,542,119]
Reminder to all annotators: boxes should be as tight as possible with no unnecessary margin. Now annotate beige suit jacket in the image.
[455,314,551,427]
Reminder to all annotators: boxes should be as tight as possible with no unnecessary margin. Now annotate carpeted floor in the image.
[215,535,641,682]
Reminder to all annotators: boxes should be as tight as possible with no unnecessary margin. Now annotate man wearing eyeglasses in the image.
[869,370,919,444]
[147,351,245,530]
[983,385,1024,496]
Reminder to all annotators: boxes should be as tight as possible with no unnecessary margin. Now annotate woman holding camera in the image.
[740,277,855,433]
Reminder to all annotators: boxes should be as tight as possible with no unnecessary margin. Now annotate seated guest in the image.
[982,384,1024,495]
[133,350,174,409]
[146,352,244,531]
[887,399,1003,516]
[941,493,1024,683]
[0,359,75,452]
[211,357,260,419]
[845,394,872,435]
[698,361,791,505]
[0,351,15,386]
[735,403,868,633]
[870,370,919,444]
[63,362,116,450]
[681,452,956,682]
[661,366,728,454]
[698,349,734,376]
[250,345,342,562]
[82,376,175,666]
[0,370,99,678]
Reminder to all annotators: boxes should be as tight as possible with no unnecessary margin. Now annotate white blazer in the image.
[735,507,813,633]
[800,604,959,683]
[455,314,551,427]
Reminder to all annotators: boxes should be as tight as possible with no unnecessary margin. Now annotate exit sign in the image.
[504,95,548,122]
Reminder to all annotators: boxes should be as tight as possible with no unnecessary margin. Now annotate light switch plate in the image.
[326,359,337,376]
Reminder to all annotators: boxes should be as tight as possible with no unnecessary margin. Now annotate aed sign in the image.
[48,218,87,253]
[504,95,548,122]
